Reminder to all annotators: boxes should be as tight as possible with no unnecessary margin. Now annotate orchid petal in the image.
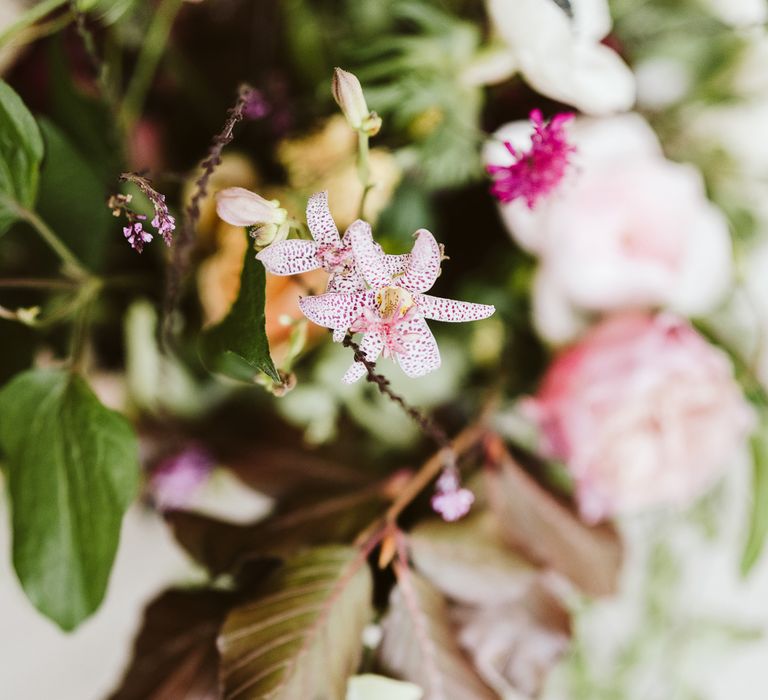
[395,316,441,378]
[326,270,367,293]
[385,253,411,277]
[256,239,320,276]
[416,294,496,322]
[332,327,347,343]
[306,191,341,247]
[299,290,374,336]
[396,229,442,294]
[348,220,392,289]
[343,331,384,383]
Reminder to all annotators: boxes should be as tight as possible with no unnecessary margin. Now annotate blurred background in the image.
[1,1,768,698]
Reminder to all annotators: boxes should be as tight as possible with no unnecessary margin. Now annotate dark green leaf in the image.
[742,408,768,575]
[379,563,497,700]
[200,233,279,383]
[109,588,233,700]
[0,368,140,630]
[0,80,44,233]
[219,545,373,699]
[36,119,113,270]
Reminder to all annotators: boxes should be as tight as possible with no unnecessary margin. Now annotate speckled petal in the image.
[306,191,341,247]
[326,270,367,293]
[396,315,441,378]
[397,229,442,294]
[416,293,496,322]
[343,331,384,383]
[299,290,374,335]
[386,253,411,277]
[332,327,347,343]
[348,220,392,289]
[256,239,320,275]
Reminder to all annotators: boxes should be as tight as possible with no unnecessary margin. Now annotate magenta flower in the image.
[298,222,495,382]
[150,445,215,511]
[486,109,575,209]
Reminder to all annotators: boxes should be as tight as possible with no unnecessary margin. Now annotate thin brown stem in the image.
[342,334,451,453]
[161,84,257,348]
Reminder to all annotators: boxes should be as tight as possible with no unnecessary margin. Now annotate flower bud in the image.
[332,67,381,135]
[215,187,287,228]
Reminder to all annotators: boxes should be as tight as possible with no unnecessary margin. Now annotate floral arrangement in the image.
[1,0,768,698]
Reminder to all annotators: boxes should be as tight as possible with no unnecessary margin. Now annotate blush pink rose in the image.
[484,114,733,343]
[528,313,754,523]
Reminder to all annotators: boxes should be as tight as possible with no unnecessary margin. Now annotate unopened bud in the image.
[215,187,287,228]
[332,67,381,135]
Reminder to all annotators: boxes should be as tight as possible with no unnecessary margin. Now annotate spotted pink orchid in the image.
[256,191,409,298]
[299,222,496,383]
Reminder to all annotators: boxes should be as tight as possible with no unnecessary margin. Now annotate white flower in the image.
[332,67,382,136]
[485,113,733,343]
[475,0,635,115]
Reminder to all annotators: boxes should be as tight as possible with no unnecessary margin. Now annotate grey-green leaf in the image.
[0,368,140,631]
[218,545,373,699]
[0,80,44,233]
[200,233,280,383]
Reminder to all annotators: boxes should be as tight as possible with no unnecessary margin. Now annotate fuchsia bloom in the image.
[297,222,496,382]
[257,191,409,307]
[487,109,575,209]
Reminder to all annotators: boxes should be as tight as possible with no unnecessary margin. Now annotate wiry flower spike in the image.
[113,173,176,252]
[487,109,575,209]
[123,220,152,253]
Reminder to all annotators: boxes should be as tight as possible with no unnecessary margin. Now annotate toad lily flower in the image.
[299,223,495,382]
[256,191,409,301]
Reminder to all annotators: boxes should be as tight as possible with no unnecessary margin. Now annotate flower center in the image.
[375,286,415,319]
[350,287,418,357]
[317,244,354,275]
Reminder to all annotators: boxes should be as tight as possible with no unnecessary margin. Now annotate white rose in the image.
[485,114,733,343]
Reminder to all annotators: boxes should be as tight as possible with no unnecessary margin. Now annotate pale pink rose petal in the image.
[299,289,375,334]
[416,293,496,323]
[343,330,385,383]
[395,315,441,378]
[348,221,393,289]
[256,239,320,276]
[396,229,443,294]
[306,190,341,247]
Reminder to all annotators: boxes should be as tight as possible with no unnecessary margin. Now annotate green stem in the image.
[357,130,373,219]
[119,0,185,130]
[15,206,88,277]
[0,0,68,48]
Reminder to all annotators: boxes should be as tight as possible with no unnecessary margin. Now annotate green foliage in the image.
[218,545,373,699]
[36,119,114,270]
[0,80,44,234]
[741,406,768,575]
[200,232,280,384]
[0,369,140,631]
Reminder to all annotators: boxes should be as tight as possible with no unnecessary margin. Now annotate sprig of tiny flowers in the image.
[109,173,176,253]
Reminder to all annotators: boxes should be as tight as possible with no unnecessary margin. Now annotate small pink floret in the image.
[431,469,475,521]
[487,109,576,209]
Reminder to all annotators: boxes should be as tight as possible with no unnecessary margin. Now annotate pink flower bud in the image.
[215,187,287,228]
[332,67,381,135]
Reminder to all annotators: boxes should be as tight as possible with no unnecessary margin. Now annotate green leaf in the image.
[742,409,768,575]
[200,232,280,383]
[379,564,497,700]
[218,545,373,699]
[36,119,113,270]
[0,368,140,630]
[0,80,44,233]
